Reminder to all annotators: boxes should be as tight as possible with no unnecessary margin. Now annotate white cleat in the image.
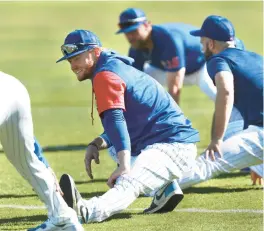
[144,179,184,214]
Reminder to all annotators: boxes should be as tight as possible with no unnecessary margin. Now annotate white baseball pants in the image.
[82,142,197,222]
[143,63,216,101]
[144,63,263,180]
[0,71,75,224]
[178,125,263,189]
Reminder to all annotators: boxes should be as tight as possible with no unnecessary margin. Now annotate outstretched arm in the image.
[101,109,131,188]
[206,71,234,160]
[84,134,111,180]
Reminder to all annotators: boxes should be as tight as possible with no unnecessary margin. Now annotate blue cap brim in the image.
[116,23,142,34]
[190,29,204,37]
[56,49,88,63]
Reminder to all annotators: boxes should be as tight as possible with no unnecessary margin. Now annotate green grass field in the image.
[0,1,263,231]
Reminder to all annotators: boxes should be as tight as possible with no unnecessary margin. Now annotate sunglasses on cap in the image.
[118,17,147,29]
[61,43,98,56]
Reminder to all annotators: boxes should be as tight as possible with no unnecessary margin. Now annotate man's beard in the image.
[79,60,95,81]
[77,68,94,82]
[130,39,148,49]
[204,44,213,61]
[81,72,93,81]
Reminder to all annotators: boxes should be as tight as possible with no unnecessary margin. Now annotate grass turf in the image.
[0,1,263,231]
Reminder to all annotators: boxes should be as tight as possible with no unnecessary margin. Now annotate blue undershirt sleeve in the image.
[99,131,113,148]
[101,109,131,153]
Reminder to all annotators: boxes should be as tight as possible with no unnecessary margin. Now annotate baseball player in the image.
[56,29,200,222]
[0,71,83,231]
[116,8,245,105]
[117,8,260,191]
[116,8,252,178]
[146,15,263,210]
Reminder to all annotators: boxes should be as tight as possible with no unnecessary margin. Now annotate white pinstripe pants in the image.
[82,142,197,222]
[0,72,75,224]
[223,113,263,177]
[179,125,263,189]
[143,63,217,101]
[144,63,263,186]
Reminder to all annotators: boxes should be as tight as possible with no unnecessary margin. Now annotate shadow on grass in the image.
[0,194,37,199]
[0,144,88,153]
[0,214,46,228]
[75,178,108,185]
[80,191,105,198]
[215,172,250,179]
[183,186,262,194]
[0,213,136,229]
[103,212,134,222]
[41,144,87,152]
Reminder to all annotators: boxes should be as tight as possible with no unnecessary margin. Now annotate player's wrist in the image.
[117,150,131,170]
[88,136,108,150]
[88,142,99,150]
[211,137,223,143]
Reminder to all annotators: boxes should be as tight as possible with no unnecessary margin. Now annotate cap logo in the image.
[125,16,146,23]
[118,17,146,29]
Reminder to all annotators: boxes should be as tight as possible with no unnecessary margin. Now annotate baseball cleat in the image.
[144,179,184,214]
[59,174,89,224]
[27,217,84,231]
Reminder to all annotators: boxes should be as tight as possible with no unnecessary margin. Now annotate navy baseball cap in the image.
[56,29,102,63]
[116,8,147,34]
[190,15,235,41]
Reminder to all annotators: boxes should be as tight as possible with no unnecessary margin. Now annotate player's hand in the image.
[107,166,130,188]
[250,170,263,186]
[84,144,100,180]
[205,139,223,161]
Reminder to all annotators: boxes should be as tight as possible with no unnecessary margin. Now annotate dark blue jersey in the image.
[92,50,200,155]
[129,23,206,74]
[207,48,263,128]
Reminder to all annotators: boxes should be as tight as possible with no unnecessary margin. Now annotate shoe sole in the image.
[144,193,184,214]
[28,220,84,231]
[59,174,76,210]
[156,193,184,213]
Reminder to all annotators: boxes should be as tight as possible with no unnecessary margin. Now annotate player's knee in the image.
[115,174,141,197]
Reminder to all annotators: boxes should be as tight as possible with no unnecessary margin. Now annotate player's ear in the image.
[208,39,214,50]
